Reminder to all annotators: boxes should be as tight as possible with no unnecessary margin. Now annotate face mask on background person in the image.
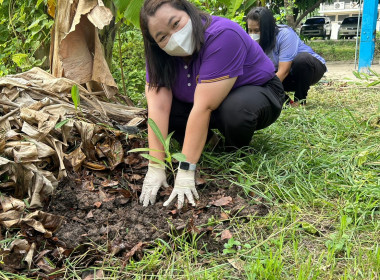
[162,19,195,56]
[249,33,260,42]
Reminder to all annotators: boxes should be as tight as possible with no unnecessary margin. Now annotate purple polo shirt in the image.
[147,16,275,103]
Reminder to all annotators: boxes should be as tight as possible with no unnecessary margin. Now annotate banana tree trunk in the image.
[99,0,118,70]
[49,0,134,106]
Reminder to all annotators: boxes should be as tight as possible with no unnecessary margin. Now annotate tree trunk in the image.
[294,0,326,28]
[98,0,118,70]
[284,0,295,28]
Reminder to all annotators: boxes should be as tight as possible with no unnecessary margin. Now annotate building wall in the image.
[319,1,380,24]
[319,1,380,35]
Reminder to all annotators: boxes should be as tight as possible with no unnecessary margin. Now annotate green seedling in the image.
[223,237,251,255]
[71,84,80,111]
[55,84,82,129]
[128,118,186,173]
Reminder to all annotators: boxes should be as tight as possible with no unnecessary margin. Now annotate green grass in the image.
[2,84,379,279]
[308,39,380,62]
[308,40,359,61]
[142,82,378,279]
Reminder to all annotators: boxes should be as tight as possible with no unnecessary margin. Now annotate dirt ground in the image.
[324,61,380,81]
[2,60,378,276]
[48,171,269,253]
[46,61,378,257]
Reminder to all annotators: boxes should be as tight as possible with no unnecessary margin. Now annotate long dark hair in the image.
[246,7,279,54]
[140,0,211,90]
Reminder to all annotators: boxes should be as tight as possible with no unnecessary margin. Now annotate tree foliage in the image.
[0,0,328,79]
[0,0,53,75]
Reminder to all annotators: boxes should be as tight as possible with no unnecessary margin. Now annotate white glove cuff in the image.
[148,162,165,170]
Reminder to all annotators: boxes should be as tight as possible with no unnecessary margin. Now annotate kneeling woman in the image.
[139,0,285,209]
[247,7,327,105]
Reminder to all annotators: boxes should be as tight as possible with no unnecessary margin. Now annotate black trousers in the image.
[282,52,327,102]
[169,76,285,148]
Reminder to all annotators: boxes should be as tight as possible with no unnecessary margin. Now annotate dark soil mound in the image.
[48,170,269,255]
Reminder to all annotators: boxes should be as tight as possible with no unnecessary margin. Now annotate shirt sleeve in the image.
[198,29,247,83]
[277,28,299,62]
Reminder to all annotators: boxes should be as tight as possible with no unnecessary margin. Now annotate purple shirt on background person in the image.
[146,16,276,103]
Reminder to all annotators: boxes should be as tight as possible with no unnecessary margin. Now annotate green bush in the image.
[308,37,380,62]
[308,40,357,61]
[0,0,53,76]
[112,26,146,106]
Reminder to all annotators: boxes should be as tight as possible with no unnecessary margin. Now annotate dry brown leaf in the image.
[123,242,144,262]
[2,219,21,228]
[47,0,56,18]
[0,196,25,212]
[124,153,141,166]
[64,146,86,172]
[110,241,127,255]
[83,270,105,280]
[82,180,95,191]
[1,239,30,270]
[34,249,51,263]
[86,211,94,219]
[24,242,36,270]
[129,174,143,181]
[220,212,229,220]
[101,180,119,187]
[87,5,113,29]
[98,188,108,201]
[227,258,245,271]
[210,196,232,207]
[0,209,23,223]
[83,161,107,170]
[116,189,132,198]
[195,176,205,185]
[22,211,64,237]
[221,229,233,240]
[94,201,102,208]
[8,239,30,252]
[36,258,55,273]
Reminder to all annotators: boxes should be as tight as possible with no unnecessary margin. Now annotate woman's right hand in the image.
[139,163,169,207]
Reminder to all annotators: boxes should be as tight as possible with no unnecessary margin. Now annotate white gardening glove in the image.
[163,169,199,209]
[139,163,169,207]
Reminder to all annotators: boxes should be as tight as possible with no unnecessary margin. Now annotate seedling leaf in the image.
[71,84,80,110]
[140,154,167,167]
[165,131,175,150]
[128,148,164,153]
[55,119,69,129]
[148,118,166,151]
[172,153,186,162]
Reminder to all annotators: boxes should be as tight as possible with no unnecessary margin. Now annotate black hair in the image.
[246,7,279,54]
[140,0,211,90]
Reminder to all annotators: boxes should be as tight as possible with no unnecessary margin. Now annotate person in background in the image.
[138,0,285,209]
[246,7,327,106]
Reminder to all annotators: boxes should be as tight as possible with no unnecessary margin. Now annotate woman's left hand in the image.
[163,169,199,209]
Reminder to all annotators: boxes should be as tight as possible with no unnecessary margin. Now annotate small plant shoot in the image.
[129,118,186,172]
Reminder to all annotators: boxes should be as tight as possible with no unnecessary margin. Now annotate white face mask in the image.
[162,19,195,56]
[249,33,260,42]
